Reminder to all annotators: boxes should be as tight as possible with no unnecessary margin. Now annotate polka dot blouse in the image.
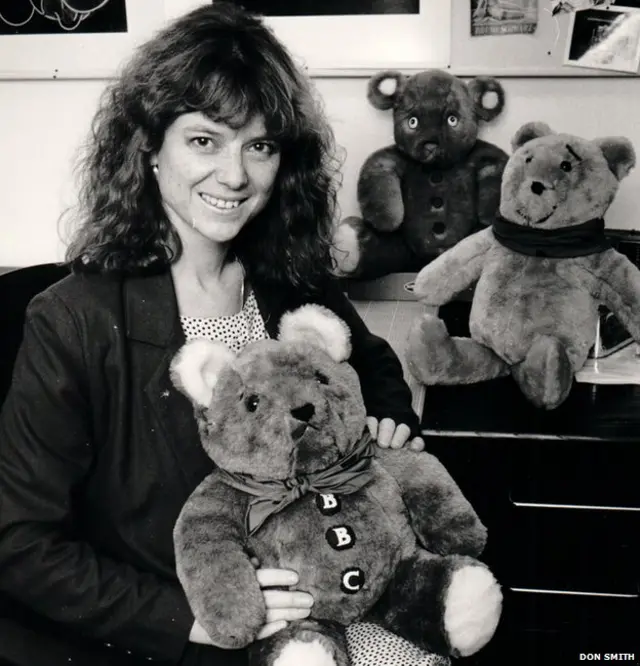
[346,623,450,666]
[179,290,268,351]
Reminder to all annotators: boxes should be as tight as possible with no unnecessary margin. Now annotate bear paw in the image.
[332,217,363,275]
[443,564,502,657]
[406,314,453,384]
[273,637,344,666]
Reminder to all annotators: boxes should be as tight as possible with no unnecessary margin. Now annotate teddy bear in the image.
[332,68,509,280]
[406,121,640,410]
[170,304,503,666]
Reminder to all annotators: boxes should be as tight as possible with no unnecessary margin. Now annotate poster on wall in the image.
[235,0,419,15]
[0,0,164,78]
[470,0,539,36]
[163,0,451,71]
[0,1,127,35]
[564,6,640,72]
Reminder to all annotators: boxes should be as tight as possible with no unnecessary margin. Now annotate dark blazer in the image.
[0,269,418,666]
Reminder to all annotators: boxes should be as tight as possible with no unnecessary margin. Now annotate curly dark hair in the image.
[64,1,341,291]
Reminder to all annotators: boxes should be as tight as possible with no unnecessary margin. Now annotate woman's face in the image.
[152,112,281,245]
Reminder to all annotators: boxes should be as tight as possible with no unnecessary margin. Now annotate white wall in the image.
[2,75,640,267]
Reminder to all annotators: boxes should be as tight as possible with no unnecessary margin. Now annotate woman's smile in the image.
[199,192,247,212]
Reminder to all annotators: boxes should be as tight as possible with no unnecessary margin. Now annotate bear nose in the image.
[291,403,315,423]
[531,181,546,195]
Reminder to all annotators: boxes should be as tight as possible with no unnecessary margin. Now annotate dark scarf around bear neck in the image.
[217,430,375,536]
[492,215,611,258]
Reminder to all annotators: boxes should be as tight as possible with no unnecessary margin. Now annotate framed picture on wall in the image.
[0,0,165,79]
[564,6,640,73]
[163,0,452,73]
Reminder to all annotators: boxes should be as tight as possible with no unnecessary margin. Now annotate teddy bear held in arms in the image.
[332,69,508,279]
[170,305,502,666]
[407,122,640,410]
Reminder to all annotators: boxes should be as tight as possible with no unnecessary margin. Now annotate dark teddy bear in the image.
[406,122,640,410]
[170,304,502,666]
[332,68,508,280]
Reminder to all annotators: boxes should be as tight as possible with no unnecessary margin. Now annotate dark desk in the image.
[420,305,639,665]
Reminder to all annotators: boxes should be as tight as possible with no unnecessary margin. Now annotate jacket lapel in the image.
[124,271,213,491]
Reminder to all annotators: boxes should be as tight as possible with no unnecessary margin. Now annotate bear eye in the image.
[447,114,459,127]
[245,394,260,412]
[560,160,572,172]
[407,116,419,130]
[314,371,329,385]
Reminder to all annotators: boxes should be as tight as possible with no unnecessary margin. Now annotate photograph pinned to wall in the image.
[0,1,127,35]
[564,6,640,72]
[235,0,419,16]
[0,0,164,78]
[163,0,451,71]
[471,0,539,36]
[550,0,612,16]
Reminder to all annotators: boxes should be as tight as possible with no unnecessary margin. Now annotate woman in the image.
[0,3,430,665]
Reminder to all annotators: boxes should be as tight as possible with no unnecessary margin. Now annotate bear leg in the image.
[247,619,349,666]
[406,314,509,385]
[511,334,573,409]
[332,216,420,279]
[370,552,502,658]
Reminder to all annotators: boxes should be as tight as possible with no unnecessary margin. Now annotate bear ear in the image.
[466,76,505,122]
[170,339,236,408]
[367,70,406,111]
[511,121,554,151]
[279,304,352,362]
[593,136,636,181]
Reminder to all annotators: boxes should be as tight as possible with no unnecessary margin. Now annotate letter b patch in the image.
[326,525,356,550]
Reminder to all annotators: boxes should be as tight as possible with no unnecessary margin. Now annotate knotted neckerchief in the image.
[218,430,375,536]
[492,215,611,258]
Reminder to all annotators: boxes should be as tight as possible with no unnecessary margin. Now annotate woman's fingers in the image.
[255,567,299,588]
[256,620,288,640]
[389,422,411,449]
[408,436,426,451]
[262,588,314,610]
[366,416,379,439]
[264,606,312,624]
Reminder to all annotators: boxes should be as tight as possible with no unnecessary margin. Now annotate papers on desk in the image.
[575,342,640,385]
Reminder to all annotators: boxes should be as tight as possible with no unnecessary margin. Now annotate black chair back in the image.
[0,263,71,406]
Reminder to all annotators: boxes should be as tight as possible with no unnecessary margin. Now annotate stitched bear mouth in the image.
[291,422,309,439]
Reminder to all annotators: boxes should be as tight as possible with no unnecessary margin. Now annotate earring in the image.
[151,164,159,174]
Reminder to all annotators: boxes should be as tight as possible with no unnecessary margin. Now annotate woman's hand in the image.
[367,417,425,451]
[254,568,313,639]
[189,566,313,645]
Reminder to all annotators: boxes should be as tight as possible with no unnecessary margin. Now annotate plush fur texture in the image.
[406,122,640,409]
[171,305,502,664]
[332,69,508,279]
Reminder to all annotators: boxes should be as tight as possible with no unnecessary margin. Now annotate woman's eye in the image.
[249,141,278,158]
[245,394,260,412]
[190,136,213,150]
[407,116,419,130]
[447,114,459,127]
[560,160,572,172]
[314,371,329,385]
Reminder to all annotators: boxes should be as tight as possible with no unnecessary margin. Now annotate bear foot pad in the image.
[443,565,502,657]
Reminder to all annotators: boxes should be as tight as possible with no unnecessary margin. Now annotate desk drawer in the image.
[499,506,638,596]
[509,439,639,509]
[503,588,638,648]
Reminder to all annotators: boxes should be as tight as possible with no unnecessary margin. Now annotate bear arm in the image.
[589,251,640,341]
[475,145,509,228]
[375,448,487,557]
[173,476,265,649]
[413,227,494,305]
[357,147,408,231]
